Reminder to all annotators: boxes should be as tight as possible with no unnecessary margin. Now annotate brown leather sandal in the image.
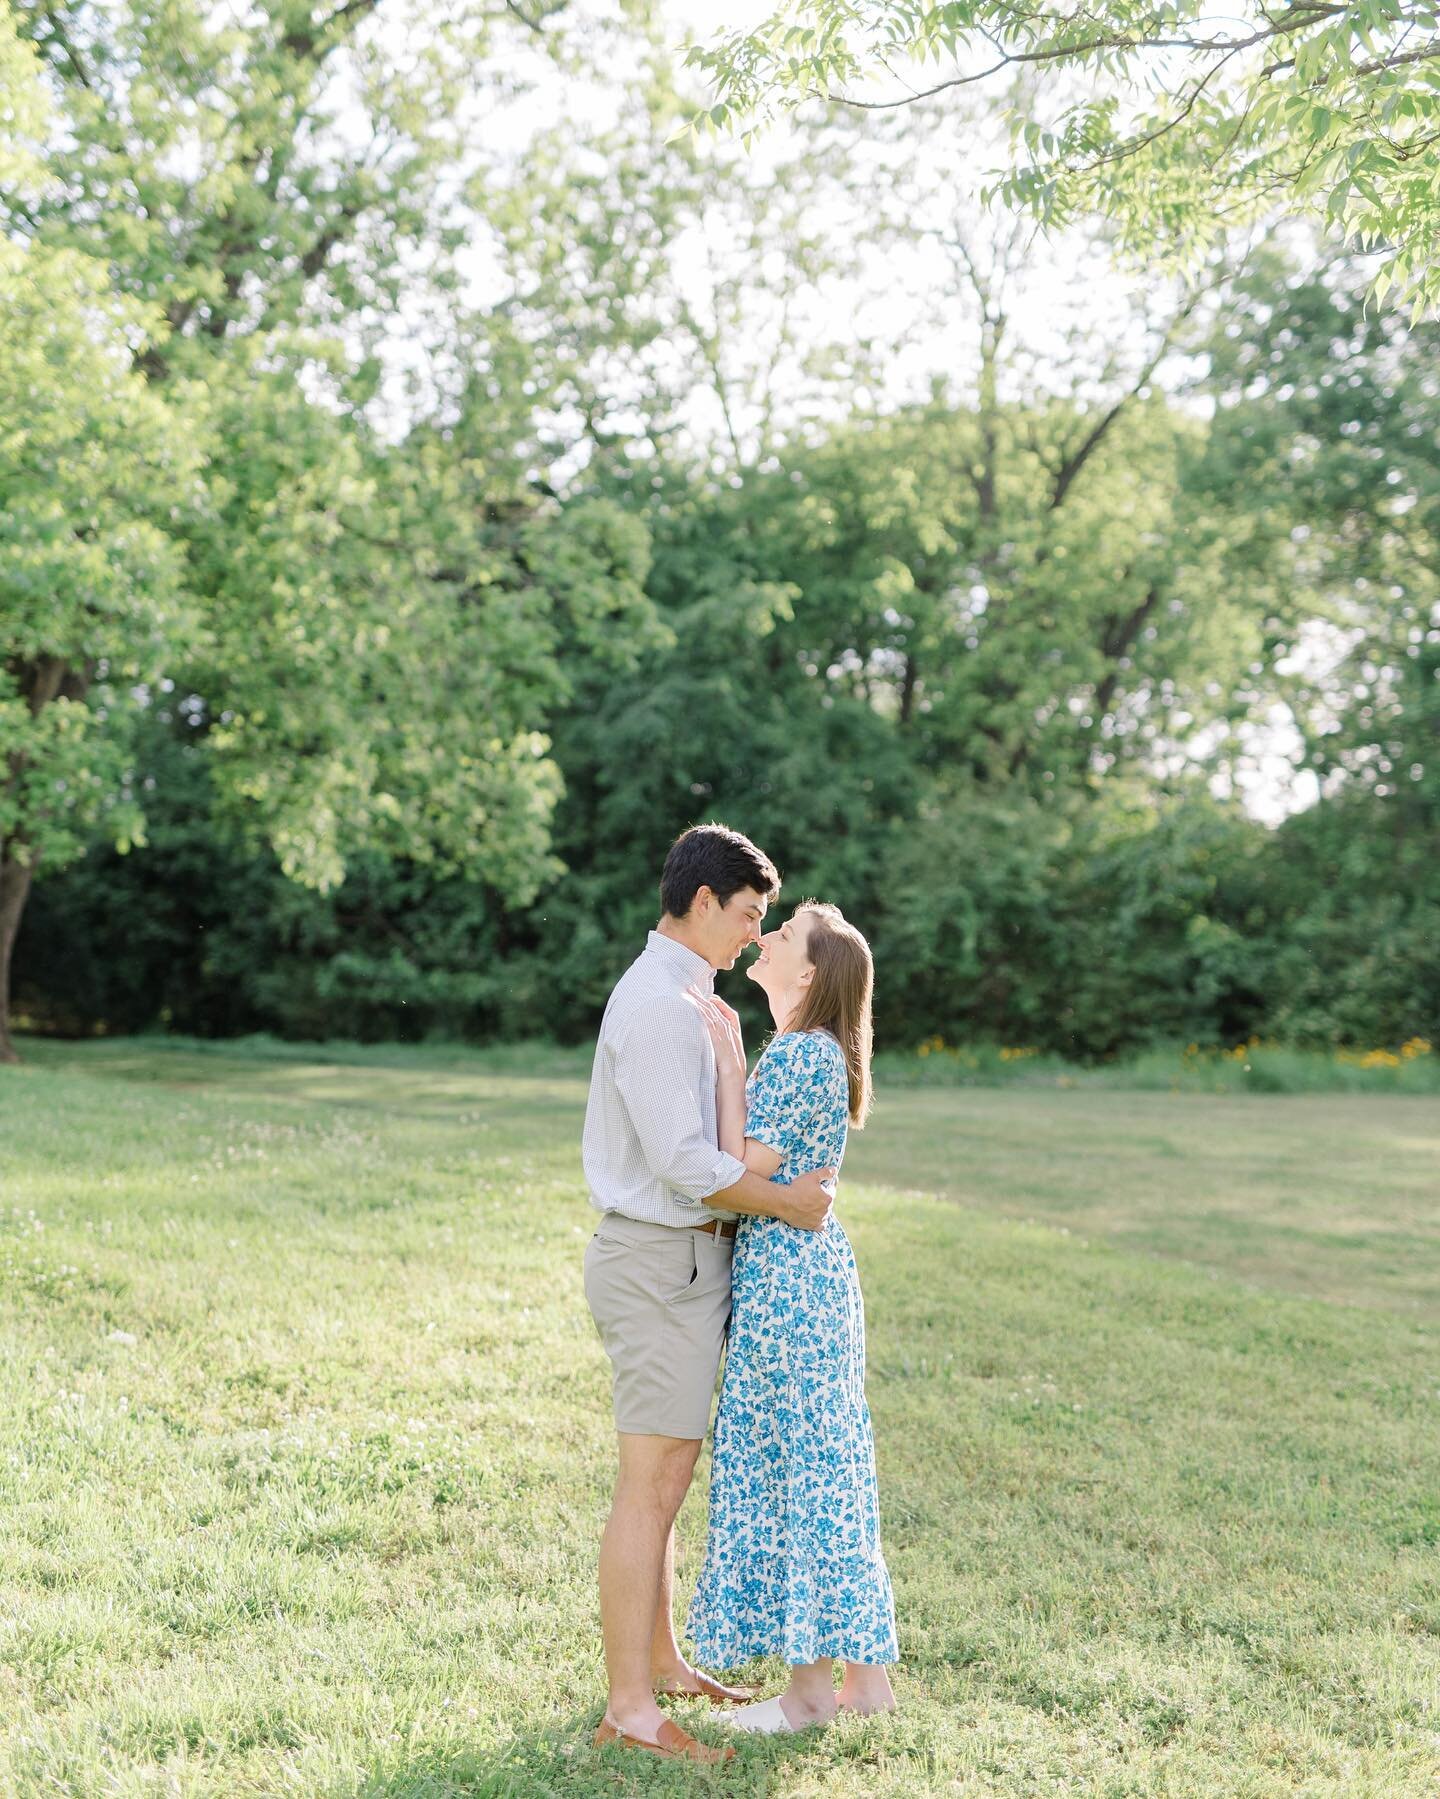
[593,1716,735,1763]
[656,1669,762,1706]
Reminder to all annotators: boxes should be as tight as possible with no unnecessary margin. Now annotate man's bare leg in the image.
[648,1522,753,1701]
[598,1432,700,1741]
[649,1521,684,1680]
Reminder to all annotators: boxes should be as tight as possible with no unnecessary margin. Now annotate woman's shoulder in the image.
[765,1028,846,1076]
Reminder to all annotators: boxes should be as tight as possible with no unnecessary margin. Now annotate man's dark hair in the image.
[660,824,780,919]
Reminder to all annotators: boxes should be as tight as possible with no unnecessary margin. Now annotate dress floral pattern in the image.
[687,1029,898,1667]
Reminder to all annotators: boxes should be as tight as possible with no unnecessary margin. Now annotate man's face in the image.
[701,886,769,971]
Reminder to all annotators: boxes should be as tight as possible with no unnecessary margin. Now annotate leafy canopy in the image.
[0,0,663,1060]
[683,0,1440,314]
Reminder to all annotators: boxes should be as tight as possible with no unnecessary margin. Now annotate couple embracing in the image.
[581,824,899,1764]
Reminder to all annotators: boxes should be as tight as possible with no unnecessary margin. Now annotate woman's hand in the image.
[697,993,746,1088]
[693,991,748,1159]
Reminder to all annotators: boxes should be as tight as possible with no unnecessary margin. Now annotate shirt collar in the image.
[646,929,716,994]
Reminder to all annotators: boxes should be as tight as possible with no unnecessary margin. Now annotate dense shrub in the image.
[17,721,1436,1055]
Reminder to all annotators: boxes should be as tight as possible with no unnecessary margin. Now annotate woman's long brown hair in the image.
[785,901,874,1126]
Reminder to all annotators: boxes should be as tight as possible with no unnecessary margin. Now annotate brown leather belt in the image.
[692,1219,738,1240]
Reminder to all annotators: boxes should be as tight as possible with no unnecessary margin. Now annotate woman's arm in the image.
[702,997,757,1161]
[735,1129,782,1179]
[715,1065,748,1162]
[700,1000,785,1177]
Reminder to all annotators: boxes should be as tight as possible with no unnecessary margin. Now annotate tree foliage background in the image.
[687,0,1440,315]
[3,0,1436,1060]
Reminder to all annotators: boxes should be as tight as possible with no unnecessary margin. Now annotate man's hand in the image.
[777,1165,836,1232]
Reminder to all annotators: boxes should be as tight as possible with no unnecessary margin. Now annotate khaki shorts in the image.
[583,1212,734,1439]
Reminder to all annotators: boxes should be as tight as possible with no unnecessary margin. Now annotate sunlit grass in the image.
[1,1038,1437,1796]
[846,1082,1440,1315]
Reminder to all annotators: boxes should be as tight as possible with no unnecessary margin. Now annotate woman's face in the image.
[747,909,816,1000]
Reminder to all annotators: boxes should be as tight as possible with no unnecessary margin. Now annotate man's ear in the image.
[694,884,714,917]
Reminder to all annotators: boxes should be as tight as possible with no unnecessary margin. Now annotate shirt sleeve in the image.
[611,998,747,1205]
[746,1031,836,1153]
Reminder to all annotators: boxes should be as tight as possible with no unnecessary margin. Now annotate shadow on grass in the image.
[19,1033,595,1082]
[16,1034,595,1121]
[343,1708,831,1798]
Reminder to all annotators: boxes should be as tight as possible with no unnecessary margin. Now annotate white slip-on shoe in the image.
[726,1695,796,1735]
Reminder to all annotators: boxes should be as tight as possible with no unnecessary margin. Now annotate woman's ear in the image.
[799,965,815,987]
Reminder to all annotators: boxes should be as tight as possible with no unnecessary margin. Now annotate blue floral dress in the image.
[687,1029,898,1667]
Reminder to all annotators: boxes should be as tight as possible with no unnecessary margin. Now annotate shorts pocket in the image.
[658,1231,700,1303]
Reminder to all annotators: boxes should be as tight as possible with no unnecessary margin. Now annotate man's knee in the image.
[615,1433,701,1515]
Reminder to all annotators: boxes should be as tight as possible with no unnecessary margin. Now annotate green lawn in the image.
[1,1038,1437,1797]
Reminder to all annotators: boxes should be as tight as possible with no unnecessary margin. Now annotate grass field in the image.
[1,1037,1437,1797]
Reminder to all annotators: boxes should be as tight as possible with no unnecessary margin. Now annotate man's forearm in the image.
[712,1166,797,1223]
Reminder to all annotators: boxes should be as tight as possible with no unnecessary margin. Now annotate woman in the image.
[687,901,898,1733]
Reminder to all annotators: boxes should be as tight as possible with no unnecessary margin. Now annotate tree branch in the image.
[36,4,93,89]
[813,9,1349,113]
[1050,287,1203,510]
[1095,584,1161,714]
[503,0,567,35]
[280,0,381,61]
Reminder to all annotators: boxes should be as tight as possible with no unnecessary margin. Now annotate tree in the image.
[0,10,202,1061]
[480,44,889,483]
[1193,251,1439,815]
[0,0,659,1058]
[684,1,1440,313]
[1187,253,1440,1045]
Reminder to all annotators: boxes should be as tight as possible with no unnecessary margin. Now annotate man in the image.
[582,824,836,1765]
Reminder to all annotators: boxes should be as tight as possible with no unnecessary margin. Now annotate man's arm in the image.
[612,998,833,1232]
[698,993,831,1230]
[611,1007,744,1208]
[694,993,833,1229]
[714,1162,835,1232]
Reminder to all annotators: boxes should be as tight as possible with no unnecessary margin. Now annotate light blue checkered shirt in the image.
[582,931,746,1227]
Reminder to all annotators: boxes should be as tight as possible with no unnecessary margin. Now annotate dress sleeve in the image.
[746,1031,838,1154]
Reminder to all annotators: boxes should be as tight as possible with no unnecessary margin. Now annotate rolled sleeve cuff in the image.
[699,1149,747,1201]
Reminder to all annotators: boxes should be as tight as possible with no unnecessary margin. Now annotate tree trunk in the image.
[899,651,918,727]
[0,851,34,1064]
[0,656,91,1064]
